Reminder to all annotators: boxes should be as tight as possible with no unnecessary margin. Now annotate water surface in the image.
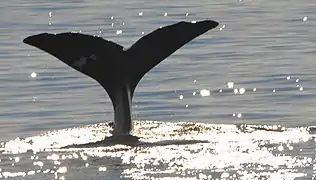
[0,0,315,179]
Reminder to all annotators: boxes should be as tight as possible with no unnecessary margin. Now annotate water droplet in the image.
[185,12,189,16]
[299,86,304,91]
[192,92,196,95]
[273,89,276,92]
[139,12,143,16]
[122,22,125,26]
[239,88,246,94]
[193,80,197,83]
[179,95,184,99]
[220,24,226,31]
[48,12,52,17]
[28,171,35,175]
[116,30,123,35]
[141,32,145,35]
[200,89,210,96]
[110,16,114,20]
[303,16,308,22]
[237,113,242,118]
[219,89,223,92]
[30,72,37,78]
[288,146,294,150]
[33,161,44,167]
[286,76,291,80]
[185,104,189,108]
[98,167,107,171]
[278,145,284,151]
[227,82,234,88]
[234,89,238,94]
[296,79,299,82]
[57,166,67,173]
[253,88,257,92]
[164,12,168,16]
[81,154,88,161]
[48,154,59,161]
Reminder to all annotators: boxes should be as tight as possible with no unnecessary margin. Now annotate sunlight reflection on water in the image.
[0,121,315,179]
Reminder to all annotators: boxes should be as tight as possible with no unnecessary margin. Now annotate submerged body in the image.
[23,20,219,138]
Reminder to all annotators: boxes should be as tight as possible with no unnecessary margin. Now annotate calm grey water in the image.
[0,0,316,179]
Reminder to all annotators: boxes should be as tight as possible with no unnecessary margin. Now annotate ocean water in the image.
[0,0,316,179]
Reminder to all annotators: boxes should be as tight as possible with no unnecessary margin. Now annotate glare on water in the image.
[1,122,315,179]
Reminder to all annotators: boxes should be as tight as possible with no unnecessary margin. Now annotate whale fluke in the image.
[23,20,219,136]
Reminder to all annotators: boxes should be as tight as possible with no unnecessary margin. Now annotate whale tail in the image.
[23,20,219,135]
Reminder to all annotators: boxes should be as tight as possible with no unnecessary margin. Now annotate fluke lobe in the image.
[23,20,219,137]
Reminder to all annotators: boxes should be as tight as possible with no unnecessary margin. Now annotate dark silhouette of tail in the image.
[23,20,219,136]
